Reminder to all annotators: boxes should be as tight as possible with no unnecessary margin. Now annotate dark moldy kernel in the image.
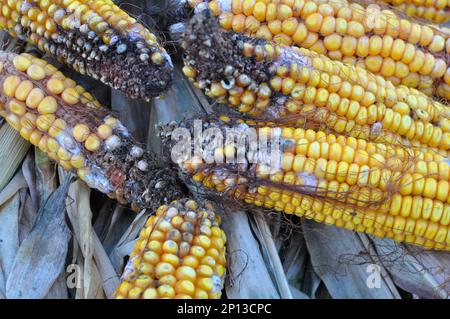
[94,135,184,211]
[2,1,173,101]
[17,25,172,101]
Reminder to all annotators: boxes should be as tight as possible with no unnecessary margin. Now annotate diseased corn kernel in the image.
[70,154,85,169]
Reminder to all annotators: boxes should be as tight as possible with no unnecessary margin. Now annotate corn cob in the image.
[378,0,449,23]
[181,12,450,153]
[115,199,227,299]
[187,0,450,99]
[0,51,182,210]
[168,118,450,250]
[0,0,173,101]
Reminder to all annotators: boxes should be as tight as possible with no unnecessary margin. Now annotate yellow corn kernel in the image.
[72,124,90,142]
[84,134,101,152]
[37,96,58,114]
[27,64,46,80]
[61,88,79,105]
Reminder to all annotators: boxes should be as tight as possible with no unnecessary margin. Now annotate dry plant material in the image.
[186,0,450,99]
[0,123,30,191]
[0,51,182,211]
[0,0,173,100]
[166,118,450,250]
[182,12,449,153]
[115,198,227,299]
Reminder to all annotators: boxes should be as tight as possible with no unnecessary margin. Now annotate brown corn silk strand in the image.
[181,12,450,155]
[187,0,450,100]
[0,51,182,211]
[166,118,450,250]
[0,0,173,100]
[115,198,227,299]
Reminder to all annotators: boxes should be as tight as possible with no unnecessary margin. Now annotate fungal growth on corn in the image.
[187,0,450,100]
[0,51,182,210]
[0,0,173,100]
[115,199,227,299]
[182,12,450,152]
[166,118,450,250]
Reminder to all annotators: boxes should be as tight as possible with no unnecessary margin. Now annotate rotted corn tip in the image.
[101,41,174,102]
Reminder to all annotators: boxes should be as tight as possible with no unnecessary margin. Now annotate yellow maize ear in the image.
[187,0,450,99]
[182,12,450,152]
[378,0,449,23]
[168,119,450,250]
[0,0,173,100]
[115,199,227,299]
[0,51,182,210]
